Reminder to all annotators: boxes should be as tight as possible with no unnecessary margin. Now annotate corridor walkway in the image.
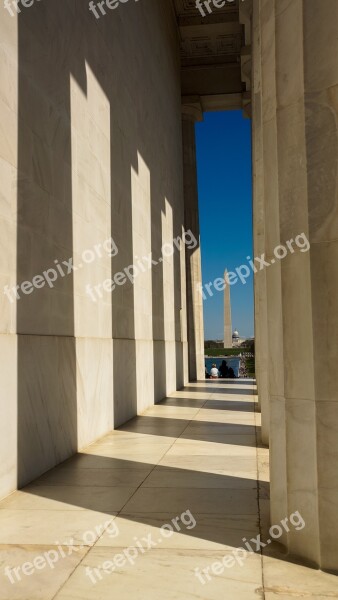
[1,381,337,599]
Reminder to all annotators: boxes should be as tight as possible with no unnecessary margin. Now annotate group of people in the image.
[205,360,236,379]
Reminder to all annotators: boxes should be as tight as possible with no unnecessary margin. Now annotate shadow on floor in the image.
[20,456,263,547]
[119,415,259,446]
[183,386,256,395]
[12,379,265,550]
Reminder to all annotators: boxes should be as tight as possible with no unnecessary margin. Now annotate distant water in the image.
[205,356,241,378]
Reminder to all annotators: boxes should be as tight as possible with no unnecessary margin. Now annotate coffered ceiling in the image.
[172,0,252,114]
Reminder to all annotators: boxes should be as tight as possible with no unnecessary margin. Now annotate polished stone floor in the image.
[0,380,337,599]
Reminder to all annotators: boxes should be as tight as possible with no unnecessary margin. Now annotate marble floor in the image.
[1,380,337,599]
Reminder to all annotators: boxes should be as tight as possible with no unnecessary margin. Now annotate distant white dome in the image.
[232,330,239,338]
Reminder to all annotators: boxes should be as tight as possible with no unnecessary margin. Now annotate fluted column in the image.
[303,0,338,572]
[251,0,269,444]
[260,0,288,539]
[254,0,338,571]
[274,0,319,565]
[182,102,205,381]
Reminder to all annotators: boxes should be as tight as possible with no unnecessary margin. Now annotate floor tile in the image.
[0,486,136,513]
[0,510,118,545]
[121,487,258,515]
[0,545,88,600]
[53,548,263,600]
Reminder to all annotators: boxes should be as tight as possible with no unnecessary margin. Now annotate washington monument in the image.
[224,270,232,348]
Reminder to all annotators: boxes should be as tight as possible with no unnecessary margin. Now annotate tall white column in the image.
[255,0,338,570]
[269,0,338,567]
[260,0,288,539]
[251,0,270,444]
[275,0,319,565]
[303,0,338,572]
[182,102,205,381]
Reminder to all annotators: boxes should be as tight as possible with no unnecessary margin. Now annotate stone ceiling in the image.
[172,0,252,114]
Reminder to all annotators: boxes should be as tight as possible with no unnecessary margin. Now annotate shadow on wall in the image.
[16,0,195,487]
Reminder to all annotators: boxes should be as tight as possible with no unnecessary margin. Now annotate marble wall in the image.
[0,0,189,498]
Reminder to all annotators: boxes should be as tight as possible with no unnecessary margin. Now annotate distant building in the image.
[232,329,240,345]
[232,329,246,347]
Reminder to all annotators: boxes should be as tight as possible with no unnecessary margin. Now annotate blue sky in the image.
[195,111,254,340]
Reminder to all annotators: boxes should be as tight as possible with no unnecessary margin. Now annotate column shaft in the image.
[260,0,288,539]
[252,0,270,444]
[303,0,338,572]
[182,113,205,381]
[275,0,319,564]
[254,0,338,571]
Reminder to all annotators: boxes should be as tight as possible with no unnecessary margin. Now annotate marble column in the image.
[275,0,319,566]
[182,102,205,381]
[303,0,338,572]
[260,0,288,539]
[247,0,338,571]
[269,0,338,570]
[251,0,270,444]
